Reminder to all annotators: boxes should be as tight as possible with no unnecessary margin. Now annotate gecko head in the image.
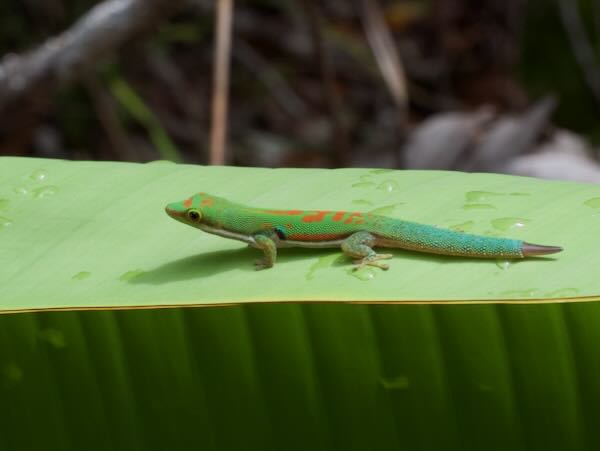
[165,193,217,227]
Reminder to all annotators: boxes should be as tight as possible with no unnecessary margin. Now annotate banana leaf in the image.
[1,157,598,313]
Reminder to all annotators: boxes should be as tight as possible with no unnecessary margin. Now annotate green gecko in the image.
[165,193,562,270]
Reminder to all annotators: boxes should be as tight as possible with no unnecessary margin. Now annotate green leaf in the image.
[1,156,599,312]
[2,302,600,450]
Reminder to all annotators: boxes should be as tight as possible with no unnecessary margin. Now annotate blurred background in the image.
[1,0,600,181]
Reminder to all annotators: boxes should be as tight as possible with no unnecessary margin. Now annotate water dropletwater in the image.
[465,191,504,203]
[377,180,399,193]
[3,363,23,385]
[38,329,67,348]
[462,204,496,210]
[369,204,401,216]
[347,266,377,281]
[583,197,600,209]
[119,269,145,281]
[352,199,374,207]
[305,254,341,281]
[13,186,28,195]
[545,288,579,298]
[369,168,394,175]
[359,174,373,182]
[72,271,91,281]
[0,198,8,210]
[380,375,410,390]
[500,289,538,298]
[0,217,13,228]
[510,192,529,197]
[495,260,512,270]
[491,217,530,232]
[32,185,58,198]
[352,182,376,189]
[449,221,475,232]
[29,169,47,182]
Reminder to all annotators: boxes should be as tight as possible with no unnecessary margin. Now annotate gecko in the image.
[165,193,562,270]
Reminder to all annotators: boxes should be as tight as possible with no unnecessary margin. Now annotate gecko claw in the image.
[254,259,273,271]
[353,254,393,271]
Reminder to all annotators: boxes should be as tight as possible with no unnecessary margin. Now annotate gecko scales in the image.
[165,193,562,270]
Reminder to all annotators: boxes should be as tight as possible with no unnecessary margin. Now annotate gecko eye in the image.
[186,209,202,222]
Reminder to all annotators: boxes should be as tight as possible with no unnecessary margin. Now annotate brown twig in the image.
[209,0,234,165]
[360,0,408,112]
[0,0,186,133]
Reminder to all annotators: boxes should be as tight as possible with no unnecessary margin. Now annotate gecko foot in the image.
[254,259,273,271]
[353,254,393,271]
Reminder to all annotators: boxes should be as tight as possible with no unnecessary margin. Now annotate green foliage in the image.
[520,0,600,141]
[110,78,182,162]
[1,157,599,312]
[2,302,600,450]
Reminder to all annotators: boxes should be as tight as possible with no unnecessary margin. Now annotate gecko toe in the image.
[353,254,393,271]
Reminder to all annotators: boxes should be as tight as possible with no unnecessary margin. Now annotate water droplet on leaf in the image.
[449,221,475,232]
[32,185,58,198]
[495,260,511,270]
[0,217,13,228]
[491,217,530,232]
[119,269,145,281]
[380,375,410,390]
[500,289,538,298]
[305,254,342,280]
[38,329,67,348]
[29,169,47,182]
[377,180,399,193]
[3,363,23,386]
[347,266,377,281]
[72,271,91,281]
[583,197,600,209]
[465,191,504,203]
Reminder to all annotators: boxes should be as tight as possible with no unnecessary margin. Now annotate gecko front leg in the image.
[341,231,393,270]
[252,233,278,270]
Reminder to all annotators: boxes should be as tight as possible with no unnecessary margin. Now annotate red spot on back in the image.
[183,198,193,208]
[263,209,303,215]
[302,211,330,223]
[201,198,214,207]
[344,212,363,224]
[332,211,346,222]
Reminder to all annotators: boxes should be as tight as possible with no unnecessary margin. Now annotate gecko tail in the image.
[521,242,563,256]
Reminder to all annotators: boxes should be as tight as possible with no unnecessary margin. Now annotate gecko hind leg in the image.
[341,231,393,271]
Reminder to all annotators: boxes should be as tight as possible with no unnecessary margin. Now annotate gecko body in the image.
[165,193,562,270]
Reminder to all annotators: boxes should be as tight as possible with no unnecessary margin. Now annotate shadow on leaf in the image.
[130,246,341,285]
[129,244,559,286]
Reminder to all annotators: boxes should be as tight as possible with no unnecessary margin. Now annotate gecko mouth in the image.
[165,204,185,219]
